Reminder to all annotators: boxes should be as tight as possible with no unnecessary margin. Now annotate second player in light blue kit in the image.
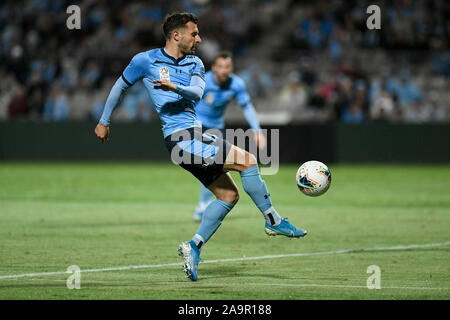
[193,51,267,221]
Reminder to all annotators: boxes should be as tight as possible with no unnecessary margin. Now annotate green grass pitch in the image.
[0,162,449,299]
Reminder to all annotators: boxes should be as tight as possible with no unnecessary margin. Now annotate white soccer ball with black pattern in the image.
[296,160,332,197]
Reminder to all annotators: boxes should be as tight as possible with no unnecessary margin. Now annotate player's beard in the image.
[216,72,230,84]
[187,44,197,54]
[180,41,197,55]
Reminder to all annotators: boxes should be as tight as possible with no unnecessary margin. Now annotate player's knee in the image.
[226,146,257,171]
[231,190,240,205]
[217,188,239,205]
[226,189,239,205]
[243,153,258,171]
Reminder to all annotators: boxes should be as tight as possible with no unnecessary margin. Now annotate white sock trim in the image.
[192,234,205,246]
[262,206,282,226]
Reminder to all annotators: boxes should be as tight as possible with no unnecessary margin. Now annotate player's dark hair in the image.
[214,51,233,63]
[162,12,199,40]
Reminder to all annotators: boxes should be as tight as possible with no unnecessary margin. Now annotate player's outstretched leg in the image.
[223,145,307,238]
[193,183,214,222]
[179,173,238,281]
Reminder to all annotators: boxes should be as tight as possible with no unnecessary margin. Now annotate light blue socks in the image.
[240,165,281,226]
[191,165,281,251]
[192,199,234,250]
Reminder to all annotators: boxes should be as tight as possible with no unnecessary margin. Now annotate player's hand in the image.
[95,123,110,143]
[152,79,177,92]
[255,130,266,150]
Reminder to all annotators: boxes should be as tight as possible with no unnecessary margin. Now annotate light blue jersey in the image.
[100,48,205,137]
[195,71,261,130]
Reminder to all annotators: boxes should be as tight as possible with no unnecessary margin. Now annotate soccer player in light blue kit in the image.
[94,13,307,282]
[193,51,267,222]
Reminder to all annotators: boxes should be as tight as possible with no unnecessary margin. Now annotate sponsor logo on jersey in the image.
[159,67,170,81]
[205,93,214,105]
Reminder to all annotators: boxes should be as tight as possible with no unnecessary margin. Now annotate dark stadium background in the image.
[0,0,449,162]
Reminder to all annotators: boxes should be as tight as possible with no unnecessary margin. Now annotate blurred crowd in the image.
[0,0,449,124]
[270,0,450,124]
[0,0,267,122]
[275,63,446,124]
[287,0,449,52]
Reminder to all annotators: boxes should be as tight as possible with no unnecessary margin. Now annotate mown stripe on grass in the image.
[247,283,450,291]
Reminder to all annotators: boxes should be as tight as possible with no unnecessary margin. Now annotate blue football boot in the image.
[264,218,307,238]
[177,240,201,281]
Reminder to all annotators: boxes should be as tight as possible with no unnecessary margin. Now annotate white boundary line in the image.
[0,241,449,281]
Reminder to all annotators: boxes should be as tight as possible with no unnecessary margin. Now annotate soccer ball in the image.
[296,160,332,197]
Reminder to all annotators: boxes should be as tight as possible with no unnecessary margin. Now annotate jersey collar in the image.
[161,48,186,64]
